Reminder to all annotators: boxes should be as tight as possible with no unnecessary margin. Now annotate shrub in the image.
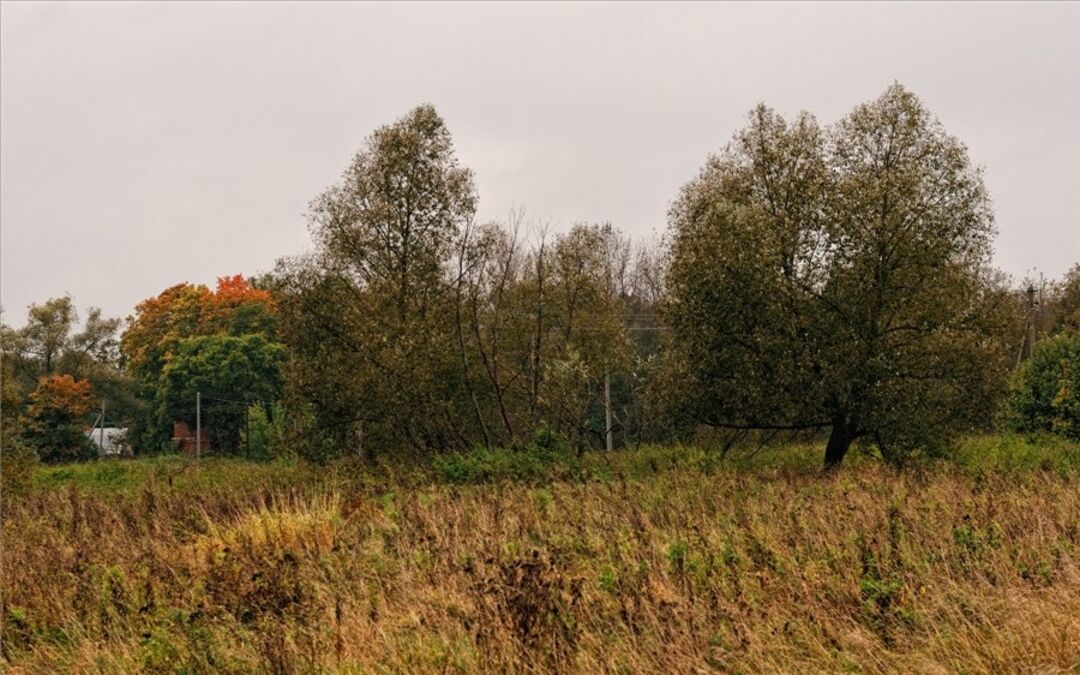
[1001,334,1080,440]
[434,427,578,484]
[239,403,289,459]
[1,435,38,495]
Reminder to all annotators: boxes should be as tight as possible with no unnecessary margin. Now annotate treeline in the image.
[3,85,1080,474]
[272,105,668,458]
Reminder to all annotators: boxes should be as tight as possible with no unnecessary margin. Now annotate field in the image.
[3,436,1080,673]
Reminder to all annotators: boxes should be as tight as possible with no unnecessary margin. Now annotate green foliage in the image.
[664,84,1014,468]
[1001,333,1080,440]
[236,402,291,459]
[1,435,39,494]
[950,433,1080,475]
[433,433,578,485]
[157,334,286,453]
[30,454,317,496]
[279,106,638,460]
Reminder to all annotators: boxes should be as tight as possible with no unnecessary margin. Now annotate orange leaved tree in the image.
[26,374,96,463]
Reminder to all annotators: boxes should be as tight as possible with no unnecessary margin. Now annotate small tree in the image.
[1002,333,1080,440]
[25,375,96,463]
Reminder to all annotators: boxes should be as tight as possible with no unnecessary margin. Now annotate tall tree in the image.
[281,105,477,458]
[666,85,1014,468]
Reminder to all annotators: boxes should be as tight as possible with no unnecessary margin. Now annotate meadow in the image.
[3,435,1080,673]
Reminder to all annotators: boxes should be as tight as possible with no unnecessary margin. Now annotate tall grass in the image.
[3,436,1080,672]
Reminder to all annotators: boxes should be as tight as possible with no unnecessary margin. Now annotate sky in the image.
[2,2,1078,326]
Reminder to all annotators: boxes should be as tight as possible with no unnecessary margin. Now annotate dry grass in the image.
[3,448,1080,673]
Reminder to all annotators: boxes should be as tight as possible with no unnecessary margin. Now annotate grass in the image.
[2,435,1080,672]
[29,454,322,496]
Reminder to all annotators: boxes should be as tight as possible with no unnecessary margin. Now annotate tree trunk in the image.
[824,418,854,471]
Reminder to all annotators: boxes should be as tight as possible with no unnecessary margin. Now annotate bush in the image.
[1,435,38,494]
[434,425,577,484]
[1001,334,1080,440]
[240,403,289,459]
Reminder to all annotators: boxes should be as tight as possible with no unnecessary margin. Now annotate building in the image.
[172,421,212,454]
[86,427,129,456]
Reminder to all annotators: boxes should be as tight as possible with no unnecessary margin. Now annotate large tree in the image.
[156,334,286,453]
[280,104,477,457]
[121,275,278,450]
[666,85,1014,468]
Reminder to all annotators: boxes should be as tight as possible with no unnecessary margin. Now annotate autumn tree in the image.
[121,275,280,450]
[25,374,96,463]
[1,298,132,449]
[665,85,1015,469]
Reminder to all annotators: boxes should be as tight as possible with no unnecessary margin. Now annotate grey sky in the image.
[2,2,1078,326]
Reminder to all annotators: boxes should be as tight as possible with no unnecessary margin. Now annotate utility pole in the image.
[1023,283,1038,360]
[100,400,106,454]
[196,391,201,459]
[604,372,613,452]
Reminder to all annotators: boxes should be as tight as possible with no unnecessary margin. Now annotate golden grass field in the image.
[3,438,1080,673]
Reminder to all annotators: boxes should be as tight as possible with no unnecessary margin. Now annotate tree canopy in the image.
[120,275,281,450]
[156,334,287,452]
[665,85,1016,467]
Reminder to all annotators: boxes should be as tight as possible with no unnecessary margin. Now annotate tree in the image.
[121,277,276,381]
[25,374,97,463]
[1051,263,1080,335]
[280,105,477,458]
[1001,333,1080,440]
[20,297,78,375]
[2,299,134,456]
[2,297,82,387]
[121,276,279,451]
[450,221,635,452]
[156,334,286,453]
[61,308,122,378]
[665,85,1014,468]
[309,104,476,319]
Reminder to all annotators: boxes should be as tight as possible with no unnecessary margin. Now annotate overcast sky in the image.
[2,2,1078,326]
